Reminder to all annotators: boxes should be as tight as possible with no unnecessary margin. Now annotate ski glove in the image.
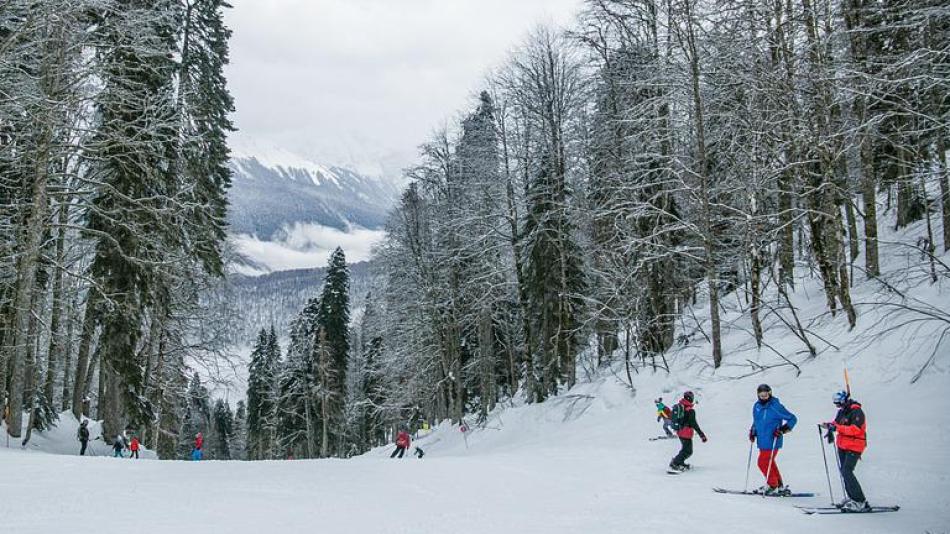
[700,433,708,443]
[748,428,756,442]
[773,424,791,437]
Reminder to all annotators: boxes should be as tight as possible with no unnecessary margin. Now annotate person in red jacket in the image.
[668,391,707,472]
[821,391,870,512]
[390,429,411,458]
[192,432,204,461]
[129,435,141,459]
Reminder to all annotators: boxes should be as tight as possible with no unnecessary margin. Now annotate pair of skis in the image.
[713,488,899,514]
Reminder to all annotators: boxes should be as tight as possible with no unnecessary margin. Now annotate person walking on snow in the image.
[77,421,90,456]
[390,429,411,458]
[821,391,870,512]
[669,391,707,471]
[655,398,675,438]
[129,435,140,459]
[749,384,797,495]
[192,432,204,461]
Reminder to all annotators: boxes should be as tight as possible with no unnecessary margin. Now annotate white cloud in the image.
[225,0,584,174]
[233,222,386,272]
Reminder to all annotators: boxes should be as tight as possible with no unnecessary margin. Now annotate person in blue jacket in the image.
[748,384,797,495]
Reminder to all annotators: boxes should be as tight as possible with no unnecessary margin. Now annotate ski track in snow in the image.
[2,219,949,533]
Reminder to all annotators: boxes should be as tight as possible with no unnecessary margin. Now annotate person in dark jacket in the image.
[668,391,707,471]
[821,391,870,512]
[77,421,90,456]
[749,384,797,495]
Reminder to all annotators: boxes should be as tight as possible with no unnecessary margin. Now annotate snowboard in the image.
[667,465,692,475]
[798,505,899,515]
[713,487,816,498]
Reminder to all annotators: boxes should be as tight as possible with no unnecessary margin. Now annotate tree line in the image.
[0,0,235,458]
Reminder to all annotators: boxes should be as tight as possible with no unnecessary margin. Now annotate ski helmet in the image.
[756,384,772,394]
[833,390,849,406]
[683,391,694,402]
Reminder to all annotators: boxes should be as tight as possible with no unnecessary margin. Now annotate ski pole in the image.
[762,434,778,498]
[743,440,754,493]
[818,424,835,506]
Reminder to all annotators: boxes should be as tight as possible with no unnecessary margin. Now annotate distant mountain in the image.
[227,155,400,239]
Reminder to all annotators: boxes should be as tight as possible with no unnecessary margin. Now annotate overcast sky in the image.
[225,0,584,177]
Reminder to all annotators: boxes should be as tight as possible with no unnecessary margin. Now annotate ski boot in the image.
[839,500,871,512]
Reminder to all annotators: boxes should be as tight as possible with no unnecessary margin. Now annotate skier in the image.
[414,446,425,459]
[112,434,126,458]
[668,391,707,472]
[192,432,204,461]
[77,421,90,456]
[821,390,870,512]
[390,428,411,458]
[129,435,141,459]
[655,397,674,438]
[749,384,797,495]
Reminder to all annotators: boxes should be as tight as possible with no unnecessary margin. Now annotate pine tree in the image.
[314,247,350,455]
[212,399,234,460]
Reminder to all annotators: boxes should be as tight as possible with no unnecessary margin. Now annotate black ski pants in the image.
[671,437,693,467]
[130,449,139,459]
[838,449,866,502]
[80,440,88,456]
[390,446,406,458]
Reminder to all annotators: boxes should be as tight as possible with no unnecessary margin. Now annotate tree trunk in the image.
[43,200,69,409]
[71,293,98,420]
[938,134,950,252]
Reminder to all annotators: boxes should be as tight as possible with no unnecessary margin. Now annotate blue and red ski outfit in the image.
[749,384,797,490]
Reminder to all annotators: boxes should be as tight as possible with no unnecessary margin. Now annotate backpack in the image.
[670,403,686,431]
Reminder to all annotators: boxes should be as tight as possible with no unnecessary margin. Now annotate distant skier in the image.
[129,435,141,459]
[390,429,411,458]
[192,432,204,461]
[77,421,90,456]
[414,446,425,459]
[668,391,707,472]
[113,435,126,458]
[749,384,797,495]
[821,391,870,512]
[655,397,674,438]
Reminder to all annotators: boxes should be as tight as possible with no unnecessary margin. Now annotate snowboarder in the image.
[192,432,204,461]
[113,434,126,458]
[129,435,140,459]
[749,384,797,495]
[821,390,870,512]
[655,397,674,438]
[77,421,90,456]
[668,391,707,472]
[390,429,410,458]
[414,446,425,459]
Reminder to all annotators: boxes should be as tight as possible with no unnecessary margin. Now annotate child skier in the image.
[668,391,707,472]
[77,421,90,456]
[390,429,411,458]
[129,435,141,459]
[749,384,797,495]
[112,435,125,458]
[821,391,870,512]
[655,398,674,438]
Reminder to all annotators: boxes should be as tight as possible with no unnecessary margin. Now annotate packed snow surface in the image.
[2,219,948,533]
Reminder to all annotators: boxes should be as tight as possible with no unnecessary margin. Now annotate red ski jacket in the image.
[195,435,204,450]
[130,437,140,451]
[834,402,867,454]
[396,431,411,448]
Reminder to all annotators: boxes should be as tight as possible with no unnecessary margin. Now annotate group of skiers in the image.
[76,422,206,462]
[390,428,424,459]
[656,384,871,512]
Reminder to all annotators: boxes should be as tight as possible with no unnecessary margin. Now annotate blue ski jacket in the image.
[751,396,797,450]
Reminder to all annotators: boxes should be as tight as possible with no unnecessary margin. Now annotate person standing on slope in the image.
[113,434,126,458]
[655,398,675,438]
[129,435,141,459]
[192,432,204,461]
[77,420,90,456]
[390,428,411,458]
[821,391,870,512]
[669,391,707,472]
[749,384,797,495]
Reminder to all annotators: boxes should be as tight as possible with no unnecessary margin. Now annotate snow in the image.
[2,217,948,533]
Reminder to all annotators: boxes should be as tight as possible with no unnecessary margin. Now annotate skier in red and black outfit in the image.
[669,391,707,472]
[821,391,870,512]
[390,429,411,458]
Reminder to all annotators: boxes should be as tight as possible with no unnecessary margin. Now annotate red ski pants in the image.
[757,449,783,488]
